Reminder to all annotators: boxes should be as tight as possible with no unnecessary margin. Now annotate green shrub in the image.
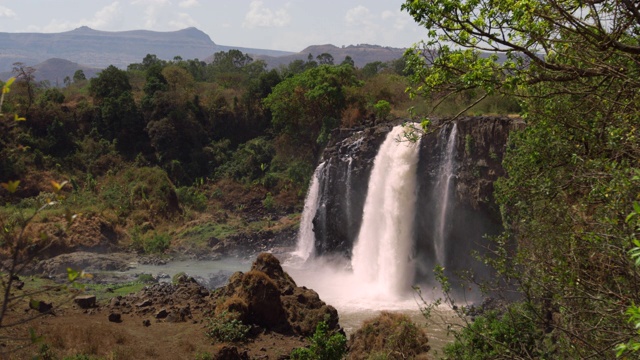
[291,321,347,360]
[176,186,208,211]
[442,303,542,360]
[137,273,156,283]
[143,232,171,254]
[205,311,251,343]
[262,192,275,211]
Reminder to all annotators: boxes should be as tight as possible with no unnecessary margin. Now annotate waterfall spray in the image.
[351,124,421,298]
[293,162,326,261]
[434,123,458,266]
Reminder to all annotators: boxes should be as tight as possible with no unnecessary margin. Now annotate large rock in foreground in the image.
[213,252,340,336]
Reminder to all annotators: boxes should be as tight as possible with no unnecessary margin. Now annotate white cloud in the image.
[169,13,200,29]
[0,5,16,18]
[243,0,291,29]
[131,0,170,28]
[345,5,374,27]
[382,10,410,30]
[40,2,122,32]
[178,0,199,8]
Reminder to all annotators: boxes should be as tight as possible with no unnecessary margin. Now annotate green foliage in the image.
[139,231,170,254]
[443,304,542,360]
[373,100,391,121]
[402,0,640,357]
[464,134,473,155]
[205,311,251,343]
[262,192,275,211]
[215,137,275,183]
[176,185,208,212]
[264,64,361,158]
[290,321,346,360]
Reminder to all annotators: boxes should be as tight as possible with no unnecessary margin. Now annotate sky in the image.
[0,0,430,52]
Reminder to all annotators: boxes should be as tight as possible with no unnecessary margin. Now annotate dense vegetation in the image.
[402,0,640,358]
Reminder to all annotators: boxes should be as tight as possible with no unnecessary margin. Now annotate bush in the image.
[175,185,208,211]
[205,311,251,343]
[442,303,542,360]
[291,321,347,360]
[142,233,171,254]
[348,312,429,360]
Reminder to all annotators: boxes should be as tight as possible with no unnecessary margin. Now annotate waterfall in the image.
[345,156,353,240]
[293,162,326,261]
[434,123,458,266]
[351,124,421,297]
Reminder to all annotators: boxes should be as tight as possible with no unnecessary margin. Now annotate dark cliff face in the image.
[414,116,519,285]
[312,123,399,256]
[311,116,520,285]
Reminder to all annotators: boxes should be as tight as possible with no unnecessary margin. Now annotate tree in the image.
[89,65,132,102]
[341,55,355,67]
[89,66,146,155]
[316,53,334,65]
[72,69,86,83]
[11,63,36,113]
[402,0,640,357]
[264,64,361,159]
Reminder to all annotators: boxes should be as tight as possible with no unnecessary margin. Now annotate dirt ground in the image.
[5,294,308,360]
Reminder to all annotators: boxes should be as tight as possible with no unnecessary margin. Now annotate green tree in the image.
[90,65,146,155]
[402,0,640,357]
[72,69,86,83]
[263,64,361,159]
[316,53,334,65]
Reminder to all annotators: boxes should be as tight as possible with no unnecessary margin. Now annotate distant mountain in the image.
[253,44,407,69]
[0,58,101,84]
[0,27,406,81]
[0,26,293,73]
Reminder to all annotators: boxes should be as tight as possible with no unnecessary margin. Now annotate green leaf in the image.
[1,180,20,193]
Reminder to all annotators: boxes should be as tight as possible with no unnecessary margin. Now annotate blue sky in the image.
[0,1,430,51]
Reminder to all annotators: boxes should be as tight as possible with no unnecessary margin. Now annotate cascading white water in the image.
[293,162,326,261]
[350,124,422,298]
[434,124,457,266]
[345,156,353,239]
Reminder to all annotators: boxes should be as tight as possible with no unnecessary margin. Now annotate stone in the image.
[29,300,53,313]
[74,295,96,309]
[108,312,122,323]
[136,299,152,307]
[155,309,168,319]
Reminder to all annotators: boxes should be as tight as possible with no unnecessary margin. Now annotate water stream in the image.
[434,124,458,266]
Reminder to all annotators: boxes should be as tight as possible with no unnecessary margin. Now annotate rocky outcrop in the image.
[213,252,340,336]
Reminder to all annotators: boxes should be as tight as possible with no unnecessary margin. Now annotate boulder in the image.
[74,294,96,309]
[108,312,122,323]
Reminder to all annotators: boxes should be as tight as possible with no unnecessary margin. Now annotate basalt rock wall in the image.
[312,116,522,282]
